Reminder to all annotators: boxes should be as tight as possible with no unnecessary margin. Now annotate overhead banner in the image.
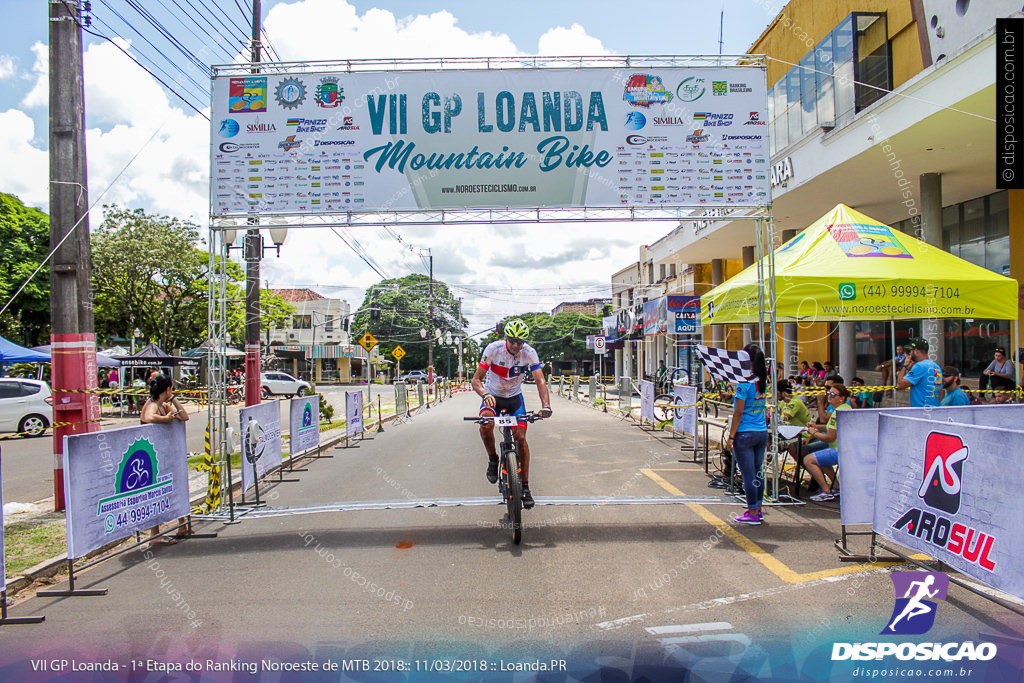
[874,415,1024,599]
[239,402,284,491]
[210,65,769,214]
[289,395,320,455]
[837,404,1024,525]
[63,422,190,559]
[346,391,364,437]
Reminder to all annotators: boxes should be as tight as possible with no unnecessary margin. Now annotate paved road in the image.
[0,384,393,506]
[1,391,1021,680]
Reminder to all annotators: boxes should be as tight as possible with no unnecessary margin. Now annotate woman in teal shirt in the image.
[724,344,769,525]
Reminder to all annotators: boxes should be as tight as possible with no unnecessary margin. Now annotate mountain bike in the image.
[464,411,544,545]
[653,368,692,423]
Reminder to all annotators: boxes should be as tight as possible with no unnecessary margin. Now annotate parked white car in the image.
[0,378,53,437]
[260,372,311,399]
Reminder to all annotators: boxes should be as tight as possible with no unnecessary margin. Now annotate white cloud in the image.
[20,42,47,108]
[265,1,521,60]
[0,55,16,80]
[537,23,612,56]
[7,1,656,333]
[0,109,48,206]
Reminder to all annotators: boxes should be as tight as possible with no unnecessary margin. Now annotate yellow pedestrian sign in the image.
[391,345,406,360]
[358,331,378,352]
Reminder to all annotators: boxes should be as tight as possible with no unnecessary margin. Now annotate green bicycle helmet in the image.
[503,319,529,341]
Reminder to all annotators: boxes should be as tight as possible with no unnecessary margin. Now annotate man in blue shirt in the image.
[940,365,971,406]
[896,338,943,407]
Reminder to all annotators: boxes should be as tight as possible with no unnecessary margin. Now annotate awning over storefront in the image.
[701,204,1019,324]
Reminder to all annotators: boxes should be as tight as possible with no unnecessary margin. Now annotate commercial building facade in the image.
[612,0,1021,382]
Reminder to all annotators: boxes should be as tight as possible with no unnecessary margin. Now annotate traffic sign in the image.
[594,336,608,354]
[391,345,406,360]
[357,332,378,352]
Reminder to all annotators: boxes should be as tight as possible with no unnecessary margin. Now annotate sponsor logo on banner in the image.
[336,116,360,130]
[279,135,302,151]
[246,120,278,133]
[287,117,328,132]
[722,134,763,140]
[275,77,307,109]
[315,76,343,108]
[744,111,767,126]
[624,74,674,107]
[881,572,949,635]
[625,135,667,145]
[219,141,259,152]
[98,438,174,533]
[624,111,647,130]
[217,119,240,137]
[651,116,688,125]
[229,76,267,113]
[693,112,733,127]
[314,139,356,147]
[712,80,728,96]
[686,128,710,144]
[675,77,706,102]
[891,432,996,571]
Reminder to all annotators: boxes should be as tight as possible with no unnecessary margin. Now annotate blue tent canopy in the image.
[31,345,121,368]
[0,336,51,363]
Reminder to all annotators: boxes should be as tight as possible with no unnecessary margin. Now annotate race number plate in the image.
[494,415,517,427]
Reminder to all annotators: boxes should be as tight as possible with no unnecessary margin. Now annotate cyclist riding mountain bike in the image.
[472,319,552,510]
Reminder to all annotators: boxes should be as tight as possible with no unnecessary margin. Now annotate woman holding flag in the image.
[724,344,769,525]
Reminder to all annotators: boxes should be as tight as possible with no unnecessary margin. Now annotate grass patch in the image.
[3,519,66,575]
[187,451,241,470]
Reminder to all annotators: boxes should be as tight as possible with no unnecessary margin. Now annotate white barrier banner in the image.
[673,385,699,438]
[837,404,1024,525]
[63,422,190,559]
[210,66,769,214]
[289,395,320,455]
[395,383,408,415]
[874,414,1024,599]
[346,391,364,437]
[239,402,283,492]
[640,380,655,422]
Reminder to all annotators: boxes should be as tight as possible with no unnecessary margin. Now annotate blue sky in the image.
[0,0,781,332]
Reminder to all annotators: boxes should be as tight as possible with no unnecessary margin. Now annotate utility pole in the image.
[49,0,100,511]
[244,0,262,406]
[427,248,434,384]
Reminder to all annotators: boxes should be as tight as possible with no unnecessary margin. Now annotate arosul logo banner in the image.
[873,415,1024,600]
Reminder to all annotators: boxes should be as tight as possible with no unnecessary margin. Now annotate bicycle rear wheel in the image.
[653,394,674,423]
[503,446,523,545]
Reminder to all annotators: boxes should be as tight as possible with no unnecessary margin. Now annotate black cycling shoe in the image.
[486,459,498,484]
[521,487,535,510]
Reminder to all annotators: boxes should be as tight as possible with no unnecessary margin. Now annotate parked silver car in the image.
[260,371,311,399]
[0,378,53,437]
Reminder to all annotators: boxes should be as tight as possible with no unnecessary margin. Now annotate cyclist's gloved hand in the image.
[539,406,552,418]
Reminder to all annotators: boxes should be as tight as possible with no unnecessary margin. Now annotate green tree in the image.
[0,193,51,346]
[91,205,292,351]
[352,274,467,372]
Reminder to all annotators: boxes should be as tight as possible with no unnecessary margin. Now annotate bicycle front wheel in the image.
[653,394,674,423]
[503,447,523,545]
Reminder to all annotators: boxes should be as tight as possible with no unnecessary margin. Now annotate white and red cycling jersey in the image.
[479,340,542,399]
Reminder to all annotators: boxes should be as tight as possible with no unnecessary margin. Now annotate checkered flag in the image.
[696,345,755,384]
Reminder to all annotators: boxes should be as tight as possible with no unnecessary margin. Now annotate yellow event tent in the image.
[701,204,1019,326]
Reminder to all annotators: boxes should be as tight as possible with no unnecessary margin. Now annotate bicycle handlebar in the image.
[463,411,547,424]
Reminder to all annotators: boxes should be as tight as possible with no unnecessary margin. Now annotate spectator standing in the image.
[725,344,769,526]
[940,366,971,406]
[896,338,942,407]
[979,347,1016,403]
[140,374,190,546]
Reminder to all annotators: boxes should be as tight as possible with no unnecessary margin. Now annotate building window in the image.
[854,13,892,112]
[768,12,891,151]
[324,316,334,332]
[293,315,311,329]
